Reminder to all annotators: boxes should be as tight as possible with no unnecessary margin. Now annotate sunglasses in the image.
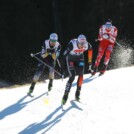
[106,24,112,28]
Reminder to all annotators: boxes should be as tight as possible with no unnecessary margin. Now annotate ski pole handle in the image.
[30,53,34,57]
[30,52,41,57]
[30,53,63,77]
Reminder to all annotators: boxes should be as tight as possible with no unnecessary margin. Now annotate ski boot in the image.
[27,82,35,96]
[75,88,81,102]
[62,90,69,105]
[91,66,98,76]
[48,79,53,92]
[99,71,105,76]
[99,64,107,76]
[48,84,52,92]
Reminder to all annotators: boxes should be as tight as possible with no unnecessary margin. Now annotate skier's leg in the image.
[28,63,44,94]
[92,42,105,75]
[75,76,83,101]
[48,61,55,91]
[75,62,84,101]
[62,69,75,105]
[48,77,53,91]
[100,44,113,75]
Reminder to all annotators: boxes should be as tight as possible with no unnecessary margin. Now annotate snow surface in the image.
[0,66,134,134]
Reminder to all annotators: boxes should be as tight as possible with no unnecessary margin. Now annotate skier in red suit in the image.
[92,19,118,76]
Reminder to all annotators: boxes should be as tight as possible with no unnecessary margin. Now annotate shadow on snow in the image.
[72,75,98,87]
[19,101,83,134]
[0,92,47,120]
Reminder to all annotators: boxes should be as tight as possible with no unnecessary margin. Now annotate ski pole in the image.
[32,52,41,56]
[30,53,63,78]
[57,58,62,68]
[115,41,123,48]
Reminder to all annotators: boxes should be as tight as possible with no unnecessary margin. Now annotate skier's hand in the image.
[41,53,48,58]
[52,53,56,60]
[103,34,110,39]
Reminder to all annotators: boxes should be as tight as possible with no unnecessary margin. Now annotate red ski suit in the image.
[95,24,118,69]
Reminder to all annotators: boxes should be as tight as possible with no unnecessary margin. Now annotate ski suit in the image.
[62,38,92,102]
[29,39,61,92]
[94,24,118,74]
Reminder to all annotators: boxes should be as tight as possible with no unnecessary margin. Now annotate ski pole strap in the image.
[30,53,62,77]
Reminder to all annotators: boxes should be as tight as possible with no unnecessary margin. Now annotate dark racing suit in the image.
[29,39,61,93]
[62,39,92,103]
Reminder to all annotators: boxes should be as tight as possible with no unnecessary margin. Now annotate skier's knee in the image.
[65,82,71,92]
[49,72,54,79]
[33,71,41,82]
[68,75,75,83]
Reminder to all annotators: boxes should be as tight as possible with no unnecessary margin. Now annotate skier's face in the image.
[78,42,85,48]
[50,40,56,46]
[105,24,112,32]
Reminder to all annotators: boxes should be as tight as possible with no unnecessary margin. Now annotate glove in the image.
[41,53,48,58]
[103,34,109,39]
[52,53,56,60]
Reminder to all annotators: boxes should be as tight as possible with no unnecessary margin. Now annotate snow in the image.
[0,66,134,134]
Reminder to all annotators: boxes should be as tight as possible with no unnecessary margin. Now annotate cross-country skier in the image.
[92,19,118,76]
[27,33,61,95]
[61,34,93,105]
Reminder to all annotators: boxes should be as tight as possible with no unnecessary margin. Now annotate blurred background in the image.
[0,0,134,87]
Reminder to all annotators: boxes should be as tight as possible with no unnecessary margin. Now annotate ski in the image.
[72,99,86,105]
[89,72,104,78]
[98,73,104,76]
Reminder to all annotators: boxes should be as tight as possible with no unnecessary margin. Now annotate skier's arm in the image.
[41,41,49,58]
[60,42,73,76]
[98,26,111,41]
[51,43,62,60]
[108,27,118,43]
[97,26,104,41]
[63,42,73,57]
[56,44,62,58]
